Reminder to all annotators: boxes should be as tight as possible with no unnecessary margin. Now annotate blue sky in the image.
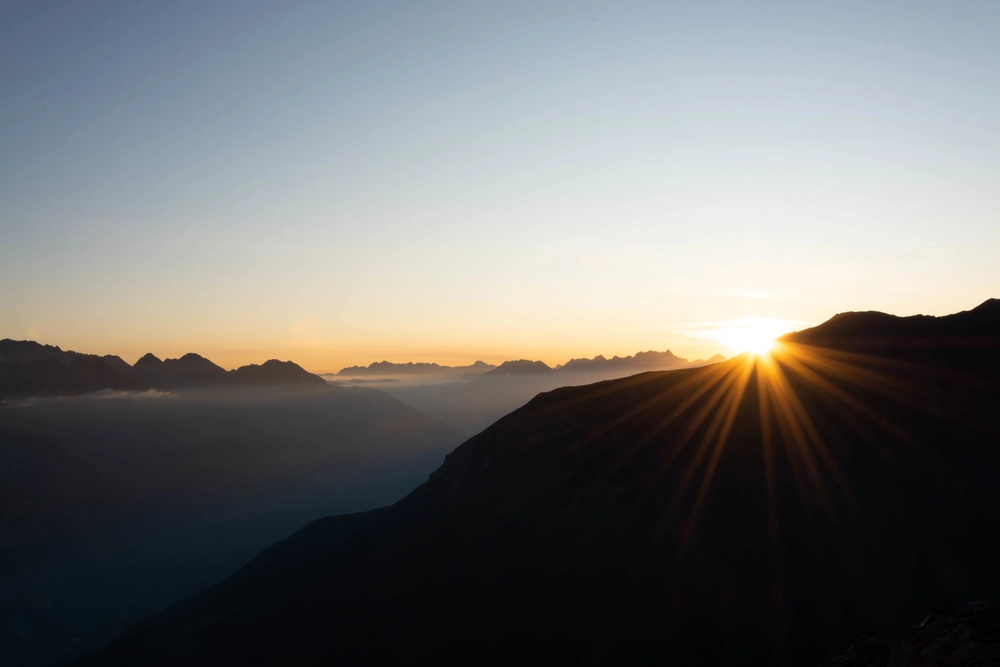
[2,1,998,371]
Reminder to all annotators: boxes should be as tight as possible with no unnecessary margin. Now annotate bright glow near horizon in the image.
[1,2,999,371]
[699,318,794,356]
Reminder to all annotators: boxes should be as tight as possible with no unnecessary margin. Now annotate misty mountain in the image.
[379,354,731,435]
[336,360,496,376]
[78,300,1000,666]
[380,352,729,434]
[0,340,141,396]
[230,359,326,385]
[556,350,729,372]
[0,383,464,666]
[130,352,230,387]
[0,342,326,396]
[559,349,688,372]
[130,353,324,388]
[0,339,121,367]
[0,356,147,396]
[480,359,554,376]
[690,353,728,365]
[335,351,726,380]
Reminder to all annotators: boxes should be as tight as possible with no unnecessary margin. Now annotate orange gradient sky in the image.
[3,3,999,373]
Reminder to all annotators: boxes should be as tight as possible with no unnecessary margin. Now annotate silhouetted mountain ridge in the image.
[0,338,133,376]
[336,360,496,376]
[0,356,147,396]
[0,341,324,396]
[130,352,230,388]
[784,298,1000,344]
[560,349,690,372]
[336,351,728,378]
[230,359,326,385]
[480,359,554,376]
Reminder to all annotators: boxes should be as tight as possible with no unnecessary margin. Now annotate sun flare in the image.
[741,332,777,355]
[703,318,794,355]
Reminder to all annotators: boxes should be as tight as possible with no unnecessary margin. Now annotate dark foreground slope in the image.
[823,600,1000,666]
[81,300,1000,666]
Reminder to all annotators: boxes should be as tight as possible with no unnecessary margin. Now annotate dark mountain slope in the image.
[80,300,1000,666]
[785,298,1000,345]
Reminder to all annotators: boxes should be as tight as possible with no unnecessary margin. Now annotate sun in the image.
[705,318,793,356]
[739,331,777,354]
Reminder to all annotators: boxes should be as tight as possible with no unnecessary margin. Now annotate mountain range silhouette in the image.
[559,350,727,372]
[335,351,728,378]
[335,360,497,376]
[480,358,556,376]
[0,342,323,395]
[76,299,1000,666]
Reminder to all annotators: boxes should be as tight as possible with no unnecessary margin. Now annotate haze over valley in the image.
[329,349,727,434]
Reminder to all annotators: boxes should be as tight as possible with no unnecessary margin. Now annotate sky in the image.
[2,0,998,373]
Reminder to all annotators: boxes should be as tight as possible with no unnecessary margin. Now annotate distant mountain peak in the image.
[0,353,146,396]
[481,359,554,377]
[1,342,331,395]
[0,339,82,365]
[558,349,692,373]
[337,360,497,376]
[230,359,325,385]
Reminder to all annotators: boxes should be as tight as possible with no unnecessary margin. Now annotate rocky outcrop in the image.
[824,601,1000,666]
